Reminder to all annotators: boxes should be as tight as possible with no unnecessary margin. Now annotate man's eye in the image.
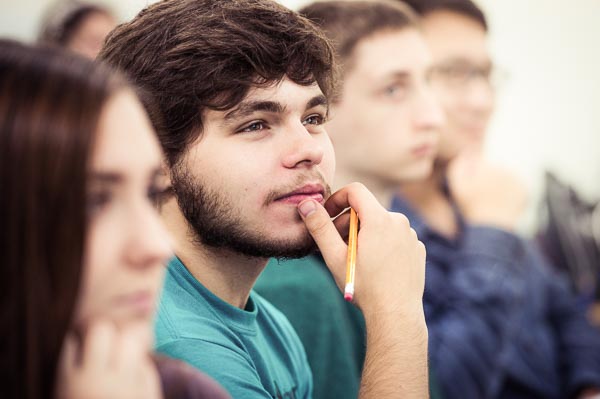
[384,84,406,98]
[385,85,399,94]
[239,121,265,133]
[447,66,471,79]
[303,114,324,126]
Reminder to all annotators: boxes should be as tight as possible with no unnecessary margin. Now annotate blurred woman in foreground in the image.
[0,40,230,399]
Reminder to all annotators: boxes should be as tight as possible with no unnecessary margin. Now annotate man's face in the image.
[327,28,443,185]
[423,10,495,161]
[172,77,335,259]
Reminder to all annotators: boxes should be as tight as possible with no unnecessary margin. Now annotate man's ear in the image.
[155,159,175,211]
[160,159,172,186]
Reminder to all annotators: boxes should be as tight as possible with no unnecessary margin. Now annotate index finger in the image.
[324,183,386,220]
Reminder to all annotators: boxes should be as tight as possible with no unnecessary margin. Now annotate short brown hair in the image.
[402,0,488,30]
[300,0,419,80]
[99,0,336,166]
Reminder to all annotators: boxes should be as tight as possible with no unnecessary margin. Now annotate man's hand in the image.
[297,182,429,398]
[447,152,528,231]
[298,182,426,316]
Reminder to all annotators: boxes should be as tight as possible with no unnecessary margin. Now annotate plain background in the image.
[1,0,599,233]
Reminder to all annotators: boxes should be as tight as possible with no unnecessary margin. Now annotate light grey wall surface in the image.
[1,0,599,233]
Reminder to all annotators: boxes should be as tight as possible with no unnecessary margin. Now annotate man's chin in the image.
[272,239,318,260]
[254,231,318,260]
[198,228,318,260]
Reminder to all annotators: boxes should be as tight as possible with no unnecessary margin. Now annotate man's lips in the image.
[411,143,436,158]
[274,184,325,205]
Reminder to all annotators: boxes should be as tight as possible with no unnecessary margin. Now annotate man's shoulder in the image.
[155,289,311,399]
[155,264,243,347]
[155,296,243,357]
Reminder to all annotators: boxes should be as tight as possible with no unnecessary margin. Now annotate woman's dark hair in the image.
[38,1,115,46]
[0,39,128,398]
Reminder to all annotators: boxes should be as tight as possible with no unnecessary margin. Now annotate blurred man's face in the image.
[423,10,495,161]
[327,28,443,186]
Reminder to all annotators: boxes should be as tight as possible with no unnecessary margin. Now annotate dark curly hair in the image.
[99,0,337,167]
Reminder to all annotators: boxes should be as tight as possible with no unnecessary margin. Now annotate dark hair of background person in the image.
[401,0,487,30]
[38,0,115,46]
[299,0,419,87]
[98,0,337,168]
[0,39,128,399]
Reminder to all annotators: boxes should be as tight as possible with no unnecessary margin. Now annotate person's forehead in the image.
[243,78,324,102]
[348,29,432,80]
[93,91,162,171]
[421,10,489,62]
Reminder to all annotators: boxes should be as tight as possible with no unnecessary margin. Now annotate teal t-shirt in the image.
[155,257,313,399]
[255,255,365,399]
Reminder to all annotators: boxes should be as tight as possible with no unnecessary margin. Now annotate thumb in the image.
[297,199,347,286]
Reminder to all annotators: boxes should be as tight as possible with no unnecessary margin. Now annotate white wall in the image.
[0,0,153,41]
[2,0,599,232]
[283,0,600,232]
[477,0,600,231]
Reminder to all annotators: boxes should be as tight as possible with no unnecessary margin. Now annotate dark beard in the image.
[171,167,320,260]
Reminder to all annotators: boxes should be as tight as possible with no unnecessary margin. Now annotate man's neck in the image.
[334,169,395,208]
[161,199,268,309]
[398,165,459,238]
[399,166,445,205]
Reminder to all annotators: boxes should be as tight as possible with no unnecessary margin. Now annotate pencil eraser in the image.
[344,292,353,302]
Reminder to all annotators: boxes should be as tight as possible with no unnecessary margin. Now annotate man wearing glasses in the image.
[396,0,600,398]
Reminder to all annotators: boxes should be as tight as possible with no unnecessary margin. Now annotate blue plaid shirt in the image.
[391,194,600,399]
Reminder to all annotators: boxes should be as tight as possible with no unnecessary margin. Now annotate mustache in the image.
[263,172,332,206]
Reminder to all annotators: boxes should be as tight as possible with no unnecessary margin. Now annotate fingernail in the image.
[298,199,317,217]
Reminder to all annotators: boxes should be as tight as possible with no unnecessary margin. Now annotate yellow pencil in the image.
[344,208,358,302]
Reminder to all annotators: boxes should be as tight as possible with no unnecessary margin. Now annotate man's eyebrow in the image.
[224,101,284,121]
[306,94,328,111]
[437,57,492,67]
[385,71,411,81]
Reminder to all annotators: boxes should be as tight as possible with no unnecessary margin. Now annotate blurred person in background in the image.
[536,171,600,324]
[38,0,117,59]
[255,1,444,398]
[0,39,230,399]
[394,0,600,398]
[400,0,526,236]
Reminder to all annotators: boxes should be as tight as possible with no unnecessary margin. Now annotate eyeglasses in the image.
[429,61,508,90]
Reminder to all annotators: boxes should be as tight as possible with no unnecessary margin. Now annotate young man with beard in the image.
[255,2,444,398]
[99,1,428,398]
[394,0,600,398]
